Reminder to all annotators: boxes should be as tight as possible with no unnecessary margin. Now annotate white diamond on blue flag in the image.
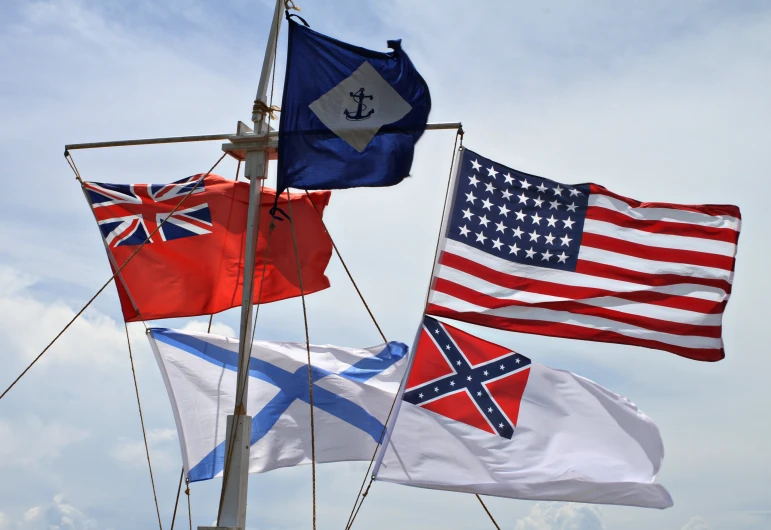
[277,20,431,194]
[309,61,413,152]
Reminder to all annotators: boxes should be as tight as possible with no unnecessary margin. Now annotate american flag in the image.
[426,148,741,361]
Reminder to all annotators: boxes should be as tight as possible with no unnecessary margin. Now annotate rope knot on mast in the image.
[252,100,281,122]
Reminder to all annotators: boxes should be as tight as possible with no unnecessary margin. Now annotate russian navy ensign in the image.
[278,20,430,193]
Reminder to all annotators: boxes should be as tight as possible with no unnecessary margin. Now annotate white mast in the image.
[57,3,462,527]
[209,0,283,528]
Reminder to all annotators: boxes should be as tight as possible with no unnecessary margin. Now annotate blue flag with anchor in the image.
[277,19,431,194]
[147,328,408,481]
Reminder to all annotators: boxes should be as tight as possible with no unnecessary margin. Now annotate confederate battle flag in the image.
[375,316,672,508]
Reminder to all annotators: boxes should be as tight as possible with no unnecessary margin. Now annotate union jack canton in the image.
[83,176,212,248]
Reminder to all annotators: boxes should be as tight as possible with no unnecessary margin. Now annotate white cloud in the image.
[0,1,768,529]
[110,427,179,472]
[0,416,89,470]
[20,495,98,530]
[0,268,36,298]
[181,319,237,338]
[681,516,711,530]
[0,266,127,369]
[515,503,605,530]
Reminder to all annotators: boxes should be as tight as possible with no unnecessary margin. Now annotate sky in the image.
[0,0,769,529]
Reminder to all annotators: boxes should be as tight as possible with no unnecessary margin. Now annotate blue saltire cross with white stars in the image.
[402,317,531,439]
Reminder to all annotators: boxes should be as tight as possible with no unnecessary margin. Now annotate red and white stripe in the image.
[427,184,741,361]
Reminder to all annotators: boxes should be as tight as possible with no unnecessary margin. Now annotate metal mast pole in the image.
[208,1,283,528]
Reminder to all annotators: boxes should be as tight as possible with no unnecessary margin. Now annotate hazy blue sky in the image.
[0,1,769,529]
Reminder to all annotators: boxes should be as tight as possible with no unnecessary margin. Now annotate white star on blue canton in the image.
[512,226,523,239]
[567,202,578,212]
[546,215,557,227]
[560,234,572,246]
[482,198,493,210]
[476,231,487,244]
[536,183,547,193]
[465,191,476,204]
[478,215,490,227]
[504,173,514,185]
[485,182,495,194]
[495,221,506,233]
[529,229,540,242]
[468,175,479,187]
[471,159,481,171]
[569,188,581,196]
[549,199,560,210]
[553,185,564,196]
[458,225,470,237]
[487,166,498,178]
[563,217,575,229]
[533,196,544,208]
[525,247,536,259]
[462,208,473,220]
[545,233,555,245]
[509,243,520,255]
[557,251,569,263]
[517,192,528,205]
[501,189,513,200]
[531,213,542,225]
[498,204,510,216]
[515,210,526,222]
[541,250,553,261]
[492,238,503,250]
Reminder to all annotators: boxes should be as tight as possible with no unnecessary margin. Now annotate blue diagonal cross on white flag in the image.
[148,329,408,482]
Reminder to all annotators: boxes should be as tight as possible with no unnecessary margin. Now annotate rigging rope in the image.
[0,152,227,403]
[343,126,463,530]
[303,191,387,344]
[65,151,83,182]
[124,322,164,530]
[69,152,149,331]
[286,191,317,530]
[186,478,193,530]
[475,495,501,530]
[169,467,184,530]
